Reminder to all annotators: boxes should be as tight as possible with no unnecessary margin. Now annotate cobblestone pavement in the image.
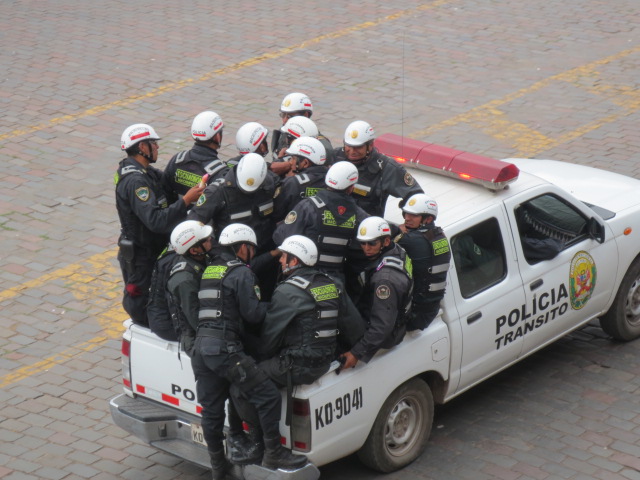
[1,1,639,479]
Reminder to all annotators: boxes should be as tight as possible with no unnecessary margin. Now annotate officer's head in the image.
[236,153,268,194]
[357,217,392,258]
[278,235,318,275]
[286,137,326,174]
[191,111,224,149]
[281,116,319,148]
[279,92,313,126]
[402,194,438,229]
[343,120,375,164]
[236,122,269,157]
[121,124,161,164]
[218,223,257,263]
[170,221,213,259]
[325,161,358,194]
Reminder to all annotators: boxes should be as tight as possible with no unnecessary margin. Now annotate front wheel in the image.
[600,258,640,341]
[357,378,433,473]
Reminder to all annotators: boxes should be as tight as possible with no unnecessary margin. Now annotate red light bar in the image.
[374,133,519,191]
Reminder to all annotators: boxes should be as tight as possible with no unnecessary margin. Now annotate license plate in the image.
[191,423,208,446]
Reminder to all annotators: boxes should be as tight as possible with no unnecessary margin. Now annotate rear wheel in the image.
[357,378,433,473]
[600,258,640,341]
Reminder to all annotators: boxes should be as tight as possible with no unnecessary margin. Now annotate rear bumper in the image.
[109,394,320,480]
[109,393,210,468]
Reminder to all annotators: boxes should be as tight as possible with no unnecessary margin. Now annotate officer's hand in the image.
[183,185,206,206]
[269,162,291,176]
[340,351,358,370]
[399,223,408,233]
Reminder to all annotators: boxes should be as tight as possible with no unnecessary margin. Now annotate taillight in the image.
[291,398,311,452]
[121,338,132,392]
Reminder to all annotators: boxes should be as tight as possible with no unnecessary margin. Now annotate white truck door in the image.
[503,188,618,355]
[447,205,527,396]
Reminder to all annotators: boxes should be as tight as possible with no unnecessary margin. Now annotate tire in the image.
[600,258,640,341]
[357,378,433,473]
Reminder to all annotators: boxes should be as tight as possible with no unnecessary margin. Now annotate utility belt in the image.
[197,326,241,342]
[285,353,332,368]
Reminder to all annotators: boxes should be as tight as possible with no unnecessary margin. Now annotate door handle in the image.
[530,279,543,291]
[467,311,482,324]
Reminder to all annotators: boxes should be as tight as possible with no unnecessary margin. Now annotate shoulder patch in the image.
[254,285,262,300]
[404,172,415,186]
[196,193,207,207]
[285,211,297,224]
[376,284,391,300]
[135,186,150,202]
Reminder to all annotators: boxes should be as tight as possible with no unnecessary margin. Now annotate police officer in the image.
[163,111,229,202]
[273,161,368,285]
[340,217,413,370]
[191,224,307,477]
[271,92,334,174]
[334,120,423,217]
[188,153,277,255]
[227,121,270,168]
[396,194,450,331]
[273,137,328,222]
[259,235,341,386]
[115,124,204,326]
[164,220,212,353]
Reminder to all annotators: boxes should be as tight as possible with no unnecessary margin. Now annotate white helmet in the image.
[170,221,213,255]
[236,153,267,193]
[286,137,326,166]
[280,92,313,114]
[402,193,438,218]
[325,161,358,190]
[191,111,224,142]
[281,116,319,139]
[219,223,257,247]
[344,120,375,147]
[121,124,160,150]
[357,217,392,242]
[236,122,269,155]
[279,235,318,267]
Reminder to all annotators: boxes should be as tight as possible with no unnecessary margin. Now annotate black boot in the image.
[262,435,308,470]
[226,430,264,465]
[208,448,231,480]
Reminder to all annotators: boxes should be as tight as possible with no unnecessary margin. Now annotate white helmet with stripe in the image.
[191,111,224,142]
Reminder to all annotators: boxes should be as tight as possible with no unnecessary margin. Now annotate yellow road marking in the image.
[0,0,453,388]
[411,44,640,157]
[2,8,638,389]
[0,0,451,143]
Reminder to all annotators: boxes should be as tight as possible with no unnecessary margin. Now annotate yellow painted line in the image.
[0,249,116,302]
[0,303,126,389]
[0,0,451,143]
[411,44,640,157]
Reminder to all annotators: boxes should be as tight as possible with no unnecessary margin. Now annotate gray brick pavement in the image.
[1,0,640,478]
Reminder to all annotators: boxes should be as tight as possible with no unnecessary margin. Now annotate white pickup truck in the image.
[110,134,640,479]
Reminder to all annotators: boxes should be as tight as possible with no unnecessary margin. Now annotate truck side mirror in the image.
[587,217,605,244]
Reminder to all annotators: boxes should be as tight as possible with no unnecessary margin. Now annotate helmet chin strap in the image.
[138,141,154,163]
[282,263,302,275]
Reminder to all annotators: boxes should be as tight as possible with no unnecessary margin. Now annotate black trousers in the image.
[191,338,282,451]
[118,250,155,326]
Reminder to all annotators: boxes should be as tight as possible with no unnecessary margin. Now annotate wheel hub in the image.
[624,277,640,325]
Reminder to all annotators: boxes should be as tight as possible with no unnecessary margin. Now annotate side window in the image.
[451,218,507,298]
[515,194,588,264]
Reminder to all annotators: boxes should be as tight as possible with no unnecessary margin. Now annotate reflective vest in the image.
[220,183,275,251]
[309,192,358,270]
[197,259,246,337]
[398,226,450,304]
[282,270,340,364]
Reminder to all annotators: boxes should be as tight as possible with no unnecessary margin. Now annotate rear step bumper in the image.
[109,394,319,480]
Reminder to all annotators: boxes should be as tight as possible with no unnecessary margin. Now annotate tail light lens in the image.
[121,338,132,392]
[291,398,311,452]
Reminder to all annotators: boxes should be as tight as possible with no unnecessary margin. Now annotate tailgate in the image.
[129,324,200,416]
